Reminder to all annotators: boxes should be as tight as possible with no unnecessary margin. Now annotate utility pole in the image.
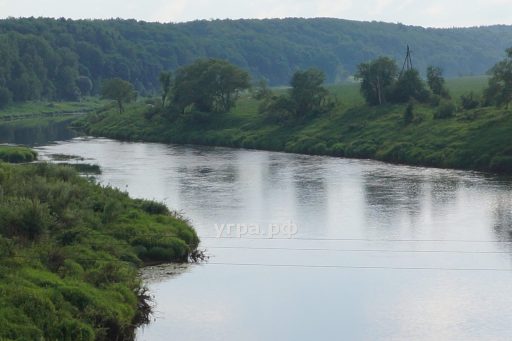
[399,45,413,78]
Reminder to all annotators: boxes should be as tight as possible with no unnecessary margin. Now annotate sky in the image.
[0,0,511,28]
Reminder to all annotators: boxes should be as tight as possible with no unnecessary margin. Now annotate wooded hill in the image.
[1,17,512,102]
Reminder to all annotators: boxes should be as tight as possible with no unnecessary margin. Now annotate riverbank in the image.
[78,79,512,174]
[0,145,37,163]
[0,160,199,340]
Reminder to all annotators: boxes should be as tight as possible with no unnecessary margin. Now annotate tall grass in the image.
[78,76,512,174]
[0,162,198,340]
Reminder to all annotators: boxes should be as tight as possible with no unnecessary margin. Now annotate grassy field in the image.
[78,75,512,174]
[0,161,199,340]
[0,145,38,163]
[0,98,104,121]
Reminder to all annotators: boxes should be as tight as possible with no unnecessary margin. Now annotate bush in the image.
[309,142,328,155]
[460,92,480,110]
[0,146,37,163]
[434,101,456,119]
[345,140,378,158]
[137,199,169,215]
[489,156,512,173]
[0,198,53,240]
[330,143,346,157]
[403,102,414,124]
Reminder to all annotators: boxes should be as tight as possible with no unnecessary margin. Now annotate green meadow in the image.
[79,75,512,174]
[0,161,199,340]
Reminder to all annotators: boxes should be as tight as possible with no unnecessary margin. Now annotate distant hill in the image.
[1,17,512,101]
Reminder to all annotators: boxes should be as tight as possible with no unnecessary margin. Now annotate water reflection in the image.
[492,193,512,242]
[0,119,76,146]
[33,139,512,341]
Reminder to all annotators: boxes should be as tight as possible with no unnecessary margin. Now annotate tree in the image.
[391,69,429,103]
[159,71,173,107]
[427,66,449,97]
[355,57,398,105]
[485,48,512,108]
[76,76,93,97]
[0,87,12,109]
[290,68,329,117]
[173,59,250,114]
[101,78,137,114]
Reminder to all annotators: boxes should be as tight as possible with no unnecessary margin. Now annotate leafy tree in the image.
[76,76,93,97]
[427,66,449,98]
[173,59,250,114]
[0,87,12,109]
[101,78,137,114]
[391,69,430,103]
[290,68,330,117]
[159,71,173,107]
[355,57,398,105]
[253,80,272,101]
[485,48,512,108]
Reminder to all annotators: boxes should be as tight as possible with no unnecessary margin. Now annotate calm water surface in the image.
[36,138,512,341]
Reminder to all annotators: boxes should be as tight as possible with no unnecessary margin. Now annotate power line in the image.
[202,236,512,244]
[206,246,511,255]
[205,262,512,272]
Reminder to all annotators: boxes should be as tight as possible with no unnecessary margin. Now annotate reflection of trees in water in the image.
[363,170,424,221]
[290,156,328,232]
[176,163,241,210]
[492,193,512,243]
[429,176,459,214]
[0,119,76,146]
[292,157,327,207]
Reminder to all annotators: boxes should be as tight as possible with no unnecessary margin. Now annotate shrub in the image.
[0,198,53,240]
[489,156,512,173]
[345,140,378,158]
[460,92,480,110]
[330,143,346,157]
[309,142,328,155]
[403,102,414,125]
[137,199,169,215]
[434,101,456,119]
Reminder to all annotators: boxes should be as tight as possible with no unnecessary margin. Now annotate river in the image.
[34,137,512,340]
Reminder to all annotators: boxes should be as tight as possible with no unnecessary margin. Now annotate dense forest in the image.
[1,17,512,104]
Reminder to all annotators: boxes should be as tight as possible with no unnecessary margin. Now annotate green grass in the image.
[0,162,199,340]
[78,76,512,174]
[0,98,105,121]
[0,145,38,163]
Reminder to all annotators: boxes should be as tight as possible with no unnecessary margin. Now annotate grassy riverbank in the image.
[79,76,512,174]
[0,145,38,163]
[0,98,104,122]
[0,161,199,340]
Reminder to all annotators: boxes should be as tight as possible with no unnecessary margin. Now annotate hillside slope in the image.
[1,17,512,99]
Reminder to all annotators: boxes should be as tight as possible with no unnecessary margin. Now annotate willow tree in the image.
[485,48,512,108]
[101,78,137,113]
[355,57,398,105]
[173,59,250,114]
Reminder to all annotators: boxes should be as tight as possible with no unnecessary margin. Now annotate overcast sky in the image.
[0,0,511,28]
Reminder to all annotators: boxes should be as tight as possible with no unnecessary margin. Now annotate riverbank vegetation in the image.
[0,161,199,340]
[0,145,37,163]
[78,52,512,174]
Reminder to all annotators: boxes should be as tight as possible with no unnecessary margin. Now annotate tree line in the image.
[3,17,512,109]
[100,44,512,126]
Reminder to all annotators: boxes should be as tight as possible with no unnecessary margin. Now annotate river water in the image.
[34,137,512,340]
